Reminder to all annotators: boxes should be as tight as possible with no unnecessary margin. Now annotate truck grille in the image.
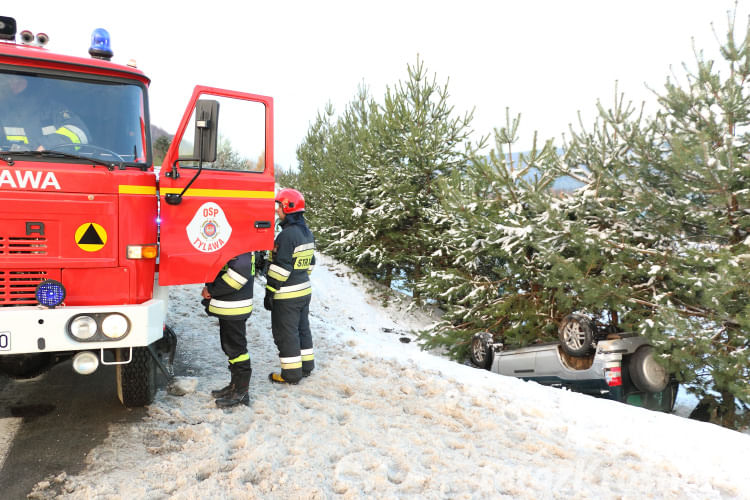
[0,236,48,255]
[0,270,48,306]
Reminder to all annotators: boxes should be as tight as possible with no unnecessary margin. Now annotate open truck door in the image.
[158,86,275,285]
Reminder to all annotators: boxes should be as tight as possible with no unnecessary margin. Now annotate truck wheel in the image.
[116,347,157,407]
[558,314,595,357]
[628,345,669,393]
[470,332,494,369]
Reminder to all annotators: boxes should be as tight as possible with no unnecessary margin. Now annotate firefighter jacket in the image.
[266,215,315,300]
[202,252,255,320]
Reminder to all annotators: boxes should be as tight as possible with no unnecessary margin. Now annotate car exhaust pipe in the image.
[72,351,99,375]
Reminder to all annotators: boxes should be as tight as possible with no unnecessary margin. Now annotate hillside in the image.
[28,255,750,499]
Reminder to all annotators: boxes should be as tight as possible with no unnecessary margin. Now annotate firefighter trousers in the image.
[271,294,313,383]
[219,318,251,384]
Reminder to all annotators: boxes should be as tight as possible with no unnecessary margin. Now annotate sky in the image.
[7,1,750,170]
[3,253,749,498]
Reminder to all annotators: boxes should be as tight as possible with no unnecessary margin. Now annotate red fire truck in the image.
[0,17,275,406]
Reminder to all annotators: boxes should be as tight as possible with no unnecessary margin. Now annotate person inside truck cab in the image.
[0,73,89,151]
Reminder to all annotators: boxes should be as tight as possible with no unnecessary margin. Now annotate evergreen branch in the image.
[603,239,667,257]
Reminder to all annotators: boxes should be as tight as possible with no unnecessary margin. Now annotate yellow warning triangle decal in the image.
[75,223,107,252]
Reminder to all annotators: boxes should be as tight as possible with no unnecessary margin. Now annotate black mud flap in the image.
[149,325,187,397]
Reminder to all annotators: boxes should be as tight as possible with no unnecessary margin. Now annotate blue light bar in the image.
[36,280,66,308]
[88,28,113,60]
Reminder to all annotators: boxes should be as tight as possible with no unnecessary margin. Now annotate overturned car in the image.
[470,314,678,412]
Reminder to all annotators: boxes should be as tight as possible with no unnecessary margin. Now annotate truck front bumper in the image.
[0,299,166,355]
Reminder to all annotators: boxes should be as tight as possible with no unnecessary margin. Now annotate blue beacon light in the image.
[35,280,66,308]
[88,28,113,61]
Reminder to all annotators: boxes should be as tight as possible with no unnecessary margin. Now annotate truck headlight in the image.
[70,315,97,340]
[101,314,129,339]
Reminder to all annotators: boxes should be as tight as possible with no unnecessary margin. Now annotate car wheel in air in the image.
[470,332,494,370]
[629,345,669,393]
[558,314,595,357]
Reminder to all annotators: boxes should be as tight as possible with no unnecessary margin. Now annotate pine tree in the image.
[420,20,750,427]
[296,58,483,294]
[601,14,750,427]
[419,110,563,355]
[296,91,377,269]
[340,57,481,296]
[421,15,750,427]
[545,89,665,338]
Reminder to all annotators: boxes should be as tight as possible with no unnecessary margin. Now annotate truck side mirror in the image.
[165,100,220,205]
[194,99,219,163]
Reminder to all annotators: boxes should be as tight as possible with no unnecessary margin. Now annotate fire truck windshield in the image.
[0,70,148,166]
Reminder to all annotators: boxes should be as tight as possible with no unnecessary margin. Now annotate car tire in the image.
[470,332,494,370]
[629,345,669,393]
[558,314,595,357]
[116,346,157,407]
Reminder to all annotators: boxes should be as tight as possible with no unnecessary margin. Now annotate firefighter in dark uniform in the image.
[264,188,316,384]
[201,252,255,407]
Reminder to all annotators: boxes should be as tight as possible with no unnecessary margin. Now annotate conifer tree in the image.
[419,110,562,354]
[337,57,481,295]
[420,17,749,428]
[601,15,750,427]
[296,90,377,267]
[297,58,483,293]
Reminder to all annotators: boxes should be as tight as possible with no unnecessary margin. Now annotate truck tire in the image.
[558,314,595,357]
[629,345,669,393]
[470,332,494,370]
[116,346,157,407]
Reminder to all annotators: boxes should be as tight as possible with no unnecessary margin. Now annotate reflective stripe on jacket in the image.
[204,252,255,320]
[3,126,29,144]
[4,123,88,148]
[44,124,88,144]
[266,219,315,300]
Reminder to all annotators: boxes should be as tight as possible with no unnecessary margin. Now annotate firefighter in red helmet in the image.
[264,188,316,384]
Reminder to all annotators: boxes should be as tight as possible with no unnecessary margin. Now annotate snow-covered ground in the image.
[24,254,750,499]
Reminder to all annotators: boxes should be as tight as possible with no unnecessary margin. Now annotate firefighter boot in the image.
[215,367,251,408]
[211,366,236,399]
[211,381,236,399]
[214,388,250,408]
[268,372,299,385]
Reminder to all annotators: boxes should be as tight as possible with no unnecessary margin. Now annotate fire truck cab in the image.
[0,17,275,406]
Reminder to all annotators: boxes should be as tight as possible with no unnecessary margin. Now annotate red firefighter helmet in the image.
[275,188,306,214]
